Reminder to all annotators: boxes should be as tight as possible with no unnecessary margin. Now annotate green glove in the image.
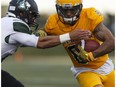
[34,29,47,37]
[77,45,95,62]
[73,45,88,64]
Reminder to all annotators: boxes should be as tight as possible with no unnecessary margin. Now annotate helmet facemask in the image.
[56,3,82,25]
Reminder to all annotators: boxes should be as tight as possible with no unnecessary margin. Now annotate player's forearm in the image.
[37,36,60,48]
[92,39,115,58]
[37,29,92,49]
[93,23,115,58]
[37,33,71,48]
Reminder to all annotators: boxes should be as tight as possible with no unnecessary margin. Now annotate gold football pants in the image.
[77,70,115,87]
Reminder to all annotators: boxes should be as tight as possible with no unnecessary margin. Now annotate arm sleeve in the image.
[9,33,39,47]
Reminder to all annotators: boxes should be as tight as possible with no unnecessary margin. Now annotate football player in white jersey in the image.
[1,0,92,87]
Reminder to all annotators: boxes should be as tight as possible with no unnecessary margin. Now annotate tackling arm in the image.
[37,29,91,49]
[37,36,60,48]
[9,29,91,49]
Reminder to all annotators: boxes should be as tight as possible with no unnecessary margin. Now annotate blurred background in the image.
[1,0,115,87]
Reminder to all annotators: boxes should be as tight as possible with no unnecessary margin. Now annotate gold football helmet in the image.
[56,0,83,25]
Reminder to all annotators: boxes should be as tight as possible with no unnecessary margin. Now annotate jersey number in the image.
[67,45,87,64]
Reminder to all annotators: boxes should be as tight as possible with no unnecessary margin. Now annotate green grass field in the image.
[2,47,114,87]
[2,56,81,87]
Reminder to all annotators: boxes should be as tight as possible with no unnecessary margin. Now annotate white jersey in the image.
[1,15,39,61]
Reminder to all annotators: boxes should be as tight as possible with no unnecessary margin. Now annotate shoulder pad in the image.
[45,14,58,29]
[13,22,32,34]
[86,7,104,20]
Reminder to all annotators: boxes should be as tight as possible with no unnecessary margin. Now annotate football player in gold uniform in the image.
[44,0,115,87]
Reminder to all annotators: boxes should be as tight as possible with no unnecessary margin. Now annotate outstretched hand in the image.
[34,29,47,37]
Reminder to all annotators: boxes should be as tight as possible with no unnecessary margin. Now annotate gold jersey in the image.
[45,7,108,69]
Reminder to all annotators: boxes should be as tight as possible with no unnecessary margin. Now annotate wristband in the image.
[59,33,71,43]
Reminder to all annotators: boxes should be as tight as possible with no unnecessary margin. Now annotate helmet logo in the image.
[17,0,31,11]
[25,1,31,10]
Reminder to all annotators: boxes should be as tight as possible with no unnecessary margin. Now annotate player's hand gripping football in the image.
[76,45,95,64]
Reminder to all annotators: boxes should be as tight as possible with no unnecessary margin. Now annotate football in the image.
[75,39,100,52]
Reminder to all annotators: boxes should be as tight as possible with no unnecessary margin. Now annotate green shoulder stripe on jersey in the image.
[13,22,32,34]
